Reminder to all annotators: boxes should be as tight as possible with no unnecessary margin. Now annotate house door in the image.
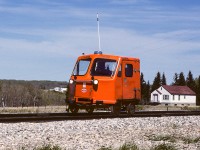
[153,94,158,102]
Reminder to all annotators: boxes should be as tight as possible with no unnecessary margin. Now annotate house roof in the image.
[162,85,196,95]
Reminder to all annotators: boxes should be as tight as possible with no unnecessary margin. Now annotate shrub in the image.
[119,143,139,150]
[151,143,177,150]
[136,105,144,111]
[148,135,176,143]
[98,146,112,150]
[99,143,139,150]
[181,137,200,144]
[34,144,61,150]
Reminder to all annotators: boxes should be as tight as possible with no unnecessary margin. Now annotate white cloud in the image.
[1,26,200,82]
[2,27,200,59]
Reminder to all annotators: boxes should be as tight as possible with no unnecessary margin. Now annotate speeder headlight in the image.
[69,79,74,84]
[93,79,99,85]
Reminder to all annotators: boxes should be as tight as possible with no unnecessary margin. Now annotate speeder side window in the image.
[125,64,133,77]
[91,58,117,76]
[72,59,91,75]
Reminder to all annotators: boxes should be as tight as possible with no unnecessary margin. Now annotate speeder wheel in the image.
[127,103,135,116]
[86,107,94,114]
[70,106,79,114]
[110,104,121,116]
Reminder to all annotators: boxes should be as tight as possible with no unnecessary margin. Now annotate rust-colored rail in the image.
[0,111,200,123]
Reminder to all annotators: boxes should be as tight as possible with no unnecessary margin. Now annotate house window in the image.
[178,95,180,100]
[163,95,169,100]
[173,95,175,100]
[184,95,186,99]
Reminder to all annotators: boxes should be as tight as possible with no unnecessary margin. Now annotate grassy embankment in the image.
[0,105,200,114]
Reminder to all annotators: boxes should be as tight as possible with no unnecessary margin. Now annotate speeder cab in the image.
[67,51,141,115]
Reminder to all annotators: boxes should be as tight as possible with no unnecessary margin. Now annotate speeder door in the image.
[122,61,134,99]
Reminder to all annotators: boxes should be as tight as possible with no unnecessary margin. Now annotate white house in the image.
[50,87,67,93]
[151,85,196,106]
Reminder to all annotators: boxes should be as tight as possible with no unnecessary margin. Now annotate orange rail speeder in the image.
[66,51,141,115]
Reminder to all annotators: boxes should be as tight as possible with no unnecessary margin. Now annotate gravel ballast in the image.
[0,116,200,150]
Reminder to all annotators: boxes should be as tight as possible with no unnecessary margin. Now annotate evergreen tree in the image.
[161,72,167,85]
[0,81,2,106]
[196,76,200,105]
[172,72,186,86]
[140,72,145,98]
[140,72,151,104]
[140,73,145,85]
[145,81,151,104]
[0,81,2,93]
[172,73,179,85]
[198,76,200,90]
[151,72,161,92]
[178,72,186,86]
[186,70,196,92]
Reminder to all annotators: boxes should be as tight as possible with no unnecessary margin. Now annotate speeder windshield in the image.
[72,58,91,76]
[90,58,117,76]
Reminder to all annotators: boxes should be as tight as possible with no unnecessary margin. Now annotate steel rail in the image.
[0,111,200,123]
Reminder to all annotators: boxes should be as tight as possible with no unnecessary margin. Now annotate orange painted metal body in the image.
[68,53,141,107]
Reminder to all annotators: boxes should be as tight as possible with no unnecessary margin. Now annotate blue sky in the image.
[0,0,200,84]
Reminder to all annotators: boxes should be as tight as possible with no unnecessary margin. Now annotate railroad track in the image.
[0,110,200,123]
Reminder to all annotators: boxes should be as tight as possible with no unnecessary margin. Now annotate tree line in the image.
[141,71,200,105]
[0,70,200,107]
[0,80,67,107]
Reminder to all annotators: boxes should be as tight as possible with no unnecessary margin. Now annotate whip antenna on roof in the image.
[96,13,102,54]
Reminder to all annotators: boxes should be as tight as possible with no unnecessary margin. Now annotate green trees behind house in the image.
[141,71,200,105]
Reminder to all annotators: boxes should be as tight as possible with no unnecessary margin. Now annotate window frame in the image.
[117,64,122,77]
